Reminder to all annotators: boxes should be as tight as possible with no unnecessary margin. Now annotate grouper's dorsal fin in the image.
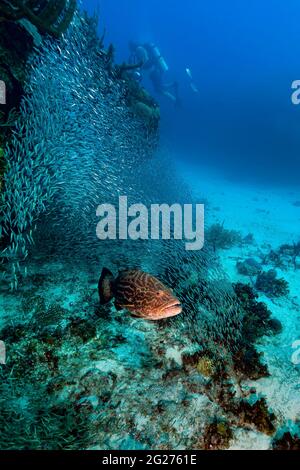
[98,267,114,304]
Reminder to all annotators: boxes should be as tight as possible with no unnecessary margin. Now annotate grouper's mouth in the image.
[162,299,182,317]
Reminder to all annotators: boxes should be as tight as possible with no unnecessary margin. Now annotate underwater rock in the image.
[232,283,282,379]
[0,20,34,111]
[21,293,46,315]
[243,233,255,245]
[255,269,289,297]
[0,144,5,191]
[233,348,269,381]
[182,350,215,378]
[0,0,76,38]
[279,242,300,269]
[234,283,282,341]
[0,14,160,289]
[272,432,300,450]
[131,101,160,126]
[196,356,215,378]
[235,398,276,436]
[79,369,116,396]
[46,376,72,394]
[202,419,233,450]
[236,258,261,277]
[0,323,25,343]
[121,72,160,128]
[67,317,97,343]
[210,374,277,437]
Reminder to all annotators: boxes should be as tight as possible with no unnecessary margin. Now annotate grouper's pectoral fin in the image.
[115,302,137,314]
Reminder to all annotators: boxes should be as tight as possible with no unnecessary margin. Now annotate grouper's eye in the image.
[156,290,164,297]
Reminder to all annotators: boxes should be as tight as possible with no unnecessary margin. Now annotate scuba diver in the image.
[128,41,181,106]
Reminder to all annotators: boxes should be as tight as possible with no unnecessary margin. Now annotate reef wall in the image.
[0,13,159,285]
[0,11,242,353]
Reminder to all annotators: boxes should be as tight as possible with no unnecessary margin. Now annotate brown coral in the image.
[0,0,76,38]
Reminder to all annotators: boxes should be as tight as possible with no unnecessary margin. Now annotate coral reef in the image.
[202,419,233,450]
[0,14,160,288]
[234,283,282,341]
[123,74,160,126]
[196,356,215,377]
[0,9,161,287]
[206,222,242,252]
[182,344,277,442]
[0,277,278,450]
[272,432,300,450]
[0,1,76,124]
[243,233,255,245]
[236,258,261,277]
[255,270,289,298]
[0,370,91,450]
[131,100,160,126]
[232,283,282,379]
[0,6,285,452]
[234,398,276,436]
[0,13,243,407]
[279,242,300,269]
[0,244,286,450]
[263,242,300,270]
[0,1,76,38]
[0,144,5,191]
[0,20,35,118]
[0,2,76,202]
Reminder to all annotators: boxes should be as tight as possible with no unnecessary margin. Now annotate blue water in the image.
[84,0,300,185]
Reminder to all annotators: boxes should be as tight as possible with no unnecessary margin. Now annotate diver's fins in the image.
[98,268,114,304]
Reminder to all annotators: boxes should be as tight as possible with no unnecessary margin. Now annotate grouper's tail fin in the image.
[98,268,114,304]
